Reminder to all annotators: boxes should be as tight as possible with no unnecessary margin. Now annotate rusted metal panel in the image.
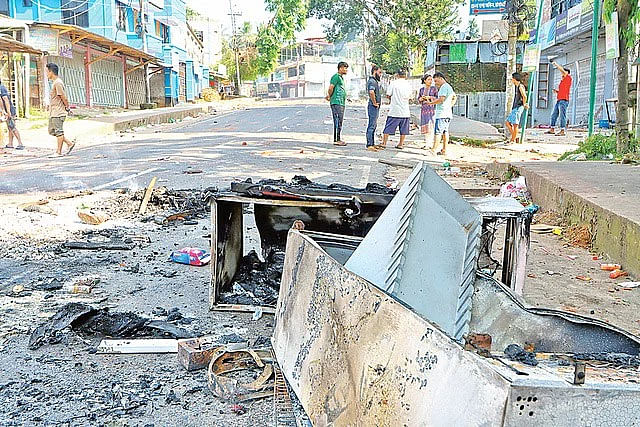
[209,200,243,309]
[273,231,510,426]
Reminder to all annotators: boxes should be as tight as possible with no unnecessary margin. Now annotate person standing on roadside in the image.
[379,68,411,150]
[505,72,528,144]
[418,74,438,150]
[326,61,349,146]
[366,65,383,151]
[46,63,75,157]
[546,61,572,136]
[428,72,455,156]
[0,81,24,150]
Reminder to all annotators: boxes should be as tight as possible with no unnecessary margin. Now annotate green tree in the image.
[218,22,259,83]
[467,17,480,39]
[603,0,640,152]
[309,0,463,74]
[255,0,308,75]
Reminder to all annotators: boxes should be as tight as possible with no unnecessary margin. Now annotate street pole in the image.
[519,0,545,143]
[228,0,242,95]
[504,21,518,132]
[140,0,151,105]
[587,0,601,136]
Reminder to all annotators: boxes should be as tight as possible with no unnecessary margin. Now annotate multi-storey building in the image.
[258,38,366,99]
[0,0,207,109]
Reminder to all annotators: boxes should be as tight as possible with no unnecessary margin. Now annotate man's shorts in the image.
[434,118,451,135]
[507,106,524,125]
[48,116,65,137]
[7,116,16,131]
[383,117,410,135]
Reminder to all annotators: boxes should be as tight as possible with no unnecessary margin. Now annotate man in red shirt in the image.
[546,61,572,136]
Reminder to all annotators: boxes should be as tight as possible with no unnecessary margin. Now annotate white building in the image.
[189,16,223,67]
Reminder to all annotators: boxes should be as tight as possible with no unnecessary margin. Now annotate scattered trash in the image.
[183,169,204,174]
[178,337,224,371]
[576,276,592,282]
[499,176,531,205]
[252,306,264,321]
[619,282,640,289]
[96,339,178,354]
[566,255,578,260]
[601,264,622,271]
[552,227,563,236]
[12,285,24,294]
[169,247,211,266]
[546,270,556,275]
[592,256,601,260]
[207,348,274,402]
[531,224,555,234]
[64,240,135,250]
[504,344,538,366]
[77,210,109,225]
[64,276,100,294]
[609,270,628,279]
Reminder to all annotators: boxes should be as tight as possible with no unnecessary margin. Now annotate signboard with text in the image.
[470,0,506,15]
[605,11,619,59]
[554,0,594,44]
[522,44,541,72]
[58,36,73,59]
[30,27,59,54]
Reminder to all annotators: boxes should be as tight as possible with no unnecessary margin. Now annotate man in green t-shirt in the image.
[326,61,349,146]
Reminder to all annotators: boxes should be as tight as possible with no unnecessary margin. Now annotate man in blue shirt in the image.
[0,83,24,150]
[366,65,382,150]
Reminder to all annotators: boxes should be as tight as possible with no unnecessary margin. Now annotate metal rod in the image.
[588,0,602,136]
[228,0,242,95]
[519,0,545,143]
[140,0,151,104]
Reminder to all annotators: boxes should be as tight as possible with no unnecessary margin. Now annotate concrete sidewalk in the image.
[490,161,640,278]
[0,103,218,162]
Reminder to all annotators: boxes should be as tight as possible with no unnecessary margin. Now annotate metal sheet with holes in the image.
[274,232,640,425]
[345,163,481,341]
[273,231,510,426]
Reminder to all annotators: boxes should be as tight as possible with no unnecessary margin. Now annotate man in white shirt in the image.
[378,69,412,149]
[428,72,455,156]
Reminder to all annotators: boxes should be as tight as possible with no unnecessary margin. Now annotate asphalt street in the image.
[0,104,391,194]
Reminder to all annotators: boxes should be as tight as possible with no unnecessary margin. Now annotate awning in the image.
[31,23,162,68]
[0,34,43,55]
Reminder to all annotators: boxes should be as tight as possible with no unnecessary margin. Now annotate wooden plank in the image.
[138,176,157,215]
[212,304,276,315]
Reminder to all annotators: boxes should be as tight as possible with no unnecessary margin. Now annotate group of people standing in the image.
[327,59,572,150]
[327,62,456,155]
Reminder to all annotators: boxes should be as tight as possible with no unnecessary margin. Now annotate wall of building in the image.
[534,34,616,128]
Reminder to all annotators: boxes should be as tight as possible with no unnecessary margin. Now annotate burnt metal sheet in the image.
[273,231,510,426]
[470,274,640,355]
[274,231,640,426]
[345,162,481,341]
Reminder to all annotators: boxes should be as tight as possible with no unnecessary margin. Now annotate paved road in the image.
[0,104,390,194]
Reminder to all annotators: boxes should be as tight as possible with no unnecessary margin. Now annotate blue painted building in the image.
[4,0,206,106]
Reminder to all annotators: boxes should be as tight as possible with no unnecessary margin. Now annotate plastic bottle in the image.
[600,264,622,271]
[609,270,628,279]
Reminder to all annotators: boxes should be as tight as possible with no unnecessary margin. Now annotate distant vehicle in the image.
[256,82,281,99]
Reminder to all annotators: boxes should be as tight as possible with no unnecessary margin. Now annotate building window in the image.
[23,0,33,6]
[155,21,169,43]
[551,0,565,18]
[61,0,89,28]
[288,67,297,78]
[0,0,9,16]
[116,3,127,31]
[298,64,305,75]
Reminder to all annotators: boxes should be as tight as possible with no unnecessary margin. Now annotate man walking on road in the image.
[546,61,572,136]
[379,69,411,150]
[366,65,383,151]
[0,81,24,150]
[326,61,349,146]
[46,63,75,157]
[428,72,455,156]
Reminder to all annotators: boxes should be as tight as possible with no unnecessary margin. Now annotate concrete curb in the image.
[486,162,640,278]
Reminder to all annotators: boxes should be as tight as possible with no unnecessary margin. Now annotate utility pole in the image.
[228,0,242,95]
[587,0,601,136]
[504,5,519,132]
[140,0,151,105]
[519,0,545,143]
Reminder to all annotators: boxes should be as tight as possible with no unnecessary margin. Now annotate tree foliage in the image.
[467,18,480,39]
[309,0,463,74]
[256,0,308,75]
[218,22,259,83]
